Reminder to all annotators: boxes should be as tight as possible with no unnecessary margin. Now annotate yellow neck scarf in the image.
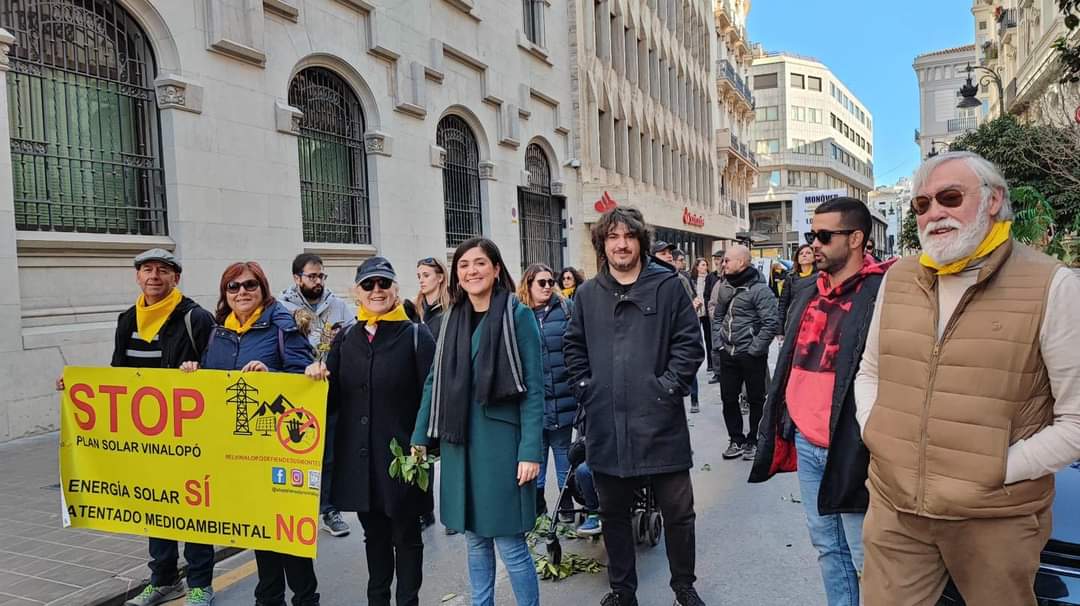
[562,286,576,298]
[357,303,410,327]
[799,268,813,278]
[224,306,264,335]
[135,288,183,343]
[919,221,1012,276]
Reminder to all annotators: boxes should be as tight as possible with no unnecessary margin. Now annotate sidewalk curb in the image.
[90,546,245,606]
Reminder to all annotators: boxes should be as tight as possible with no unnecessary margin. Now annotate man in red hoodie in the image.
[748,197,893,606]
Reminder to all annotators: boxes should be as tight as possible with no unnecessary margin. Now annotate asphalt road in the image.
[203,354,827,606]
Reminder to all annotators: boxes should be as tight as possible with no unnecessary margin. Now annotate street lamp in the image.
[926,139,950,158]
[957,63,1005,119]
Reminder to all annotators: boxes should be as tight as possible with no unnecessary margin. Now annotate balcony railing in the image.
[716,128,758,167]
[997,8,1017,38]
[946,116,978,133]
[717,59,755,108]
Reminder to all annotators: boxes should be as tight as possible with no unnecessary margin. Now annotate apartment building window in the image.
[523,0,545,46]
[791,106,806,121]
[594,1,604,59]
[756,139,780,154]
[754,73,778,89]
[5,0,167,235]
[788,171,802,187]
[759,170,781,187]
[755,105,779,121]
[808,108,823,123]
[791,73,805,89]
[808,76,822,92]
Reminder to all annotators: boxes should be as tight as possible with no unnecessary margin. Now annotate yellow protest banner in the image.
[59,367,328,558]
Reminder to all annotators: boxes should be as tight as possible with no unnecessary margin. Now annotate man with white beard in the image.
[854,151,1080,606]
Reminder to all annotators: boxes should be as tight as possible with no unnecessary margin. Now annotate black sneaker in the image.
[742,442,757,461]
[689,403,700,413]
[722,440,743,459]
[601,592,638,606]
[445,527,459,535]
[320,510,350,537]
[419,512,435,530]
[673,585,706,606]
[707,376,720,384]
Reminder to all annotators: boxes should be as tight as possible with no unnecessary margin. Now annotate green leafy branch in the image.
[524,513,604,581]
[388,438,432,492]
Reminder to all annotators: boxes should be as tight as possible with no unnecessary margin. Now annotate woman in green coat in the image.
[411,237,544,606]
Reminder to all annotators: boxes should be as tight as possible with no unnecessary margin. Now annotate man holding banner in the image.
[67,248,218,606]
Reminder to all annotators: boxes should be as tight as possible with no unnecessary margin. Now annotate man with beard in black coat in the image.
[564,207,706,606]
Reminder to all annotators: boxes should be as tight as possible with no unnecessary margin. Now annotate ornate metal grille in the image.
[2,0,166,234]
[518,144,563,271]
[437,115,482,248]
[289,67,370,244]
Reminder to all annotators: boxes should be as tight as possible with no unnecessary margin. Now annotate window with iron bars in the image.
[288,67,371,244]
[523,0,545,47]
[438,115,483,248]
[2,0,167,235]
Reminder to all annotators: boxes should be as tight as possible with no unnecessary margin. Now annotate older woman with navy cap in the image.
[307,257,436,606]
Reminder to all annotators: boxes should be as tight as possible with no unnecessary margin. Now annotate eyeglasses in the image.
[910,188,967,216]
[226,279,260,293]
[534,279,556,288]
[804,229,857,245]
[359,277,394,291]
[300,272,327,282]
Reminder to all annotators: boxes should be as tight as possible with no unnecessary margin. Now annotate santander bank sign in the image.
[682,207,705,228]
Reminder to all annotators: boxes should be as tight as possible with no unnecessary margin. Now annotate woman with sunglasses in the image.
[517,263,576,521]
[559,266,585,300]
[778,244,818,330]
[414,257,451,341]
[306,257,436,606]
[411,238,544,606]
[179,262,318,606]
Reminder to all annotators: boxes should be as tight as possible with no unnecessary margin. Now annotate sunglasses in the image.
[226,279,260,293]
[804,229,857,245]
[359,277,394,291]
[910,188,966,216]
[534,279,556,288]
[418,257,437,265]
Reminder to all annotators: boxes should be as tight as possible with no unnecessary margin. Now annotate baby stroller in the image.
[544,433,664,565]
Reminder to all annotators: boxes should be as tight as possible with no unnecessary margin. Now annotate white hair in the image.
[911,151,1013,220]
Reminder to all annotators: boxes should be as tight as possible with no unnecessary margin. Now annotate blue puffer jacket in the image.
[201,301,314,372]
[533,296,576,430]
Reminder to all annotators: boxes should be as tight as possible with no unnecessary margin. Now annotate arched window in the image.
[289,67,370,244]
[518,143,563,271]
[437,115,482,248]
[2,0,166,234]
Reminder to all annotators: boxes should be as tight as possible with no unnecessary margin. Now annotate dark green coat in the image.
[411,302,544,537]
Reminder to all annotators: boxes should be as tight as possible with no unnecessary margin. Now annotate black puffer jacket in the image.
[534,297,576,430]
[710,266,779,358]
[777,269,818,331]
[563,261,704,478]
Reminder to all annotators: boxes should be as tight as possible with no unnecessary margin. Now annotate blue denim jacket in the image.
[201,301,313,372]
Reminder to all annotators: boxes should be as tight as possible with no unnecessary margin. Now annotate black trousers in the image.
[593,470,697,599]
[148,538,214,589]
[717,350,768,445]
[357,511,424,606]
[253,550,318,606]
[699,316,713,372]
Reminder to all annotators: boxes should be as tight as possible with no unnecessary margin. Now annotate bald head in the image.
[723,245,751,275]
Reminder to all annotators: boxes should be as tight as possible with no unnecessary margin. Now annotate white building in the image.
[913,44,980,158]
[0,0,579,442]
[868,178,912,256]
[747,51,874,259]
[570,0,735,269]
[712,0,757,244]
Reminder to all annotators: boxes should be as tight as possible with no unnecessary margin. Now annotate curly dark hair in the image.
[589,206,652,270]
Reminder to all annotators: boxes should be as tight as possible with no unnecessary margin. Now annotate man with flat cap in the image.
[57,249,217,606]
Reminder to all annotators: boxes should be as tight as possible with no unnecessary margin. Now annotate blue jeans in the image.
[537,426,572,491]
[465,532,539,606]
[795,431,864,606]
[574,462,599,511]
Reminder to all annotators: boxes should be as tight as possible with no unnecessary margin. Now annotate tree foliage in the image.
[1053,0,1080,83]
[899,210,920,254]
[948,116,1080,262]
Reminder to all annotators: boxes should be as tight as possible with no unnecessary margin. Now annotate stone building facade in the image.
[0,0,579,442]
[913,44,979,159]
[570,0,739,271]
